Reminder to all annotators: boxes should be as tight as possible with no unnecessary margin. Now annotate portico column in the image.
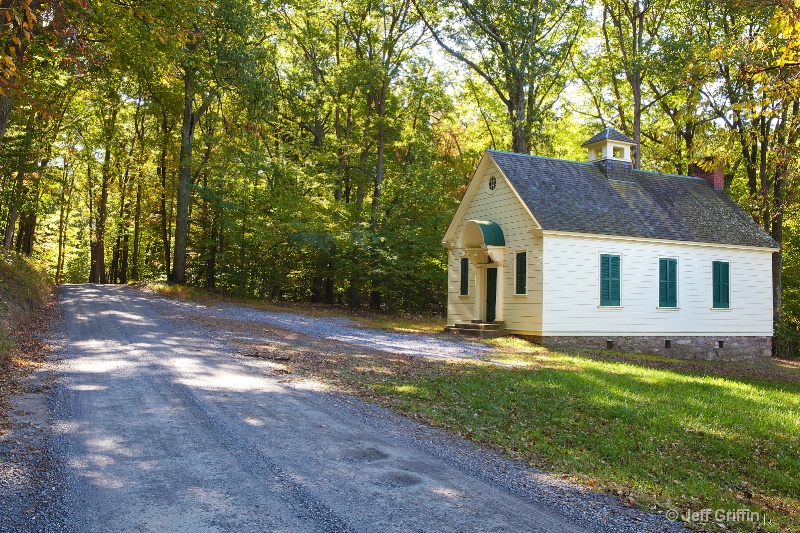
[473,263,484,322]
[495,264,504,321]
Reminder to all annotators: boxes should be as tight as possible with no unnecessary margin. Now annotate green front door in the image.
[486,267,497,322]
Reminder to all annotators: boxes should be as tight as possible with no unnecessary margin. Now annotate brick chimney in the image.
[688,162,724,190]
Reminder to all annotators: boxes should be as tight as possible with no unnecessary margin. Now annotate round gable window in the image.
[488,175,497,192]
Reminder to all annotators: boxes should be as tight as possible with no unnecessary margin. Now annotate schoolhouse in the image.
[442,128,777,360]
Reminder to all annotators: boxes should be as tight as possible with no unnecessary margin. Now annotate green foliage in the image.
[0,251,51,313]
[63,245,90,284]
[0,252,52,357]
[0,0,798,328]
[419,0,589,154]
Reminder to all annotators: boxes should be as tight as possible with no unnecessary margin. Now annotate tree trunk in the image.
[3,114,34,250]
[205,218,217,289]
[112,169,131,283]
[159,111,172,279]
[131,179,141,280]
[14,159,46,257]
[95,145,112,284]
[172,73,194,283]
[509,86,529,154]
[631,71,642,169]
[56,164,73,283]
[772,173,782,357]
[0,95,11,146]
[88,166,99,284]
[203,171,218,290]
[325,242,336,305]
[369,285,381,310]
[110,235,121,283]
[172,65,212,284]
[237,210,247,295]
[15,211,35,255]
[3,180,20,250]
[370,102,386,228]
[120,233,129,284]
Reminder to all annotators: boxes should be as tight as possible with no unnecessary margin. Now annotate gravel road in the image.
[157,296,491,360]
[2,285,682,532]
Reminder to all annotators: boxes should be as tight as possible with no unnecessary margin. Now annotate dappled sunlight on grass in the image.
[352,315,445,334]
[156,283,800,531]
[314,347,800,532]
[392,384,421,394]
[482,336,542,351]
[484,352,583,370]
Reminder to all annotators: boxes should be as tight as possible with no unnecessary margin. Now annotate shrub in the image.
[774,320,800,359]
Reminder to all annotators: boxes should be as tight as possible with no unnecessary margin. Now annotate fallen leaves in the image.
[0,289,58,435]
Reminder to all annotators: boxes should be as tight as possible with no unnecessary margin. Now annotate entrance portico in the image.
[461,220,505,323]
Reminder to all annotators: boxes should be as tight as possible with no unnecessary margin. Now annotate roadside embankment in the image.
[0,252,53,363]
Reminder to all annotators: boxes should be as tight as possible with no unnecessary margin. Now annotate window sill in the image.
[458,294,470,299]
[597,305,624,309]
[513,293,527,297]
[710,307,731,311]
[656,306,680,311]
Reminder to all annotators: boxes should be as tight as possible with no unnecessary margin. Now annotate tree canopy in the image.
[1,0,798,353]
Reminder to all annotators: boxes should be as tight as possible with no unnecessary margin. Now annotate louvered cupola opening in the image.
[582,126,636,178]
[581,126,636,163]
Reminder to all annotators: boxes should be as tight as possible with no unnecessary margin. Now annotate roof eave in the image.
[536,229,779,251]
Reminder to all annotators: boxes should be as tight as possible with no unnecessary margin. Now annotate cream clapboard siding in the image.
[447,159,543,332]
[447,251,474,321]
[541,233,774,336]
[510,233,543,334]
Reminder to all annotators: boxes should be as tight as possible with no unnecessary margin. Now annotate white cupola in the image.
[581,127,636,163]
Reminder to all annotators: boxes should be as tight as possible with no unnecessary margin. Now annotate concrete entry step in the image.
[444,322,508,339]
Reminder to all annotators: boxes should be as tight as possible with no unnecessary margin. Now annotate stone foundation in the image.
[529,335,772,362]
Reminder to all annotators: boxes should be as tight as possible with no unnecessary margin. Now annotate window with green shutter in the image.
[712,261,730,308]
[600,254,621,306]
[659,258,678,307]
[515,251,527,294]
[460,257,469,296]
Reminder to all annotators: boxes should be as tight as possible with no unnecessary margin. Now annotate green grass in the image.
[145,283,799,530]
[351,348,799,532]
[348,314,444,334]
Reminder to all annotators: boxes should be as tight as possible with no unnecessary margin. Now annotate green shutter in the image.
[600,254,620,306]
[713,261,729,308]
[659,258,677,307]
[515,252,527,294]
[460,258,469,296]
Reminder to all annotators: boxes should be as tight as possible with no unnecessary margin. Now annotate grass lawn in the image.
[285,338,800,532]
[145,284,799,531]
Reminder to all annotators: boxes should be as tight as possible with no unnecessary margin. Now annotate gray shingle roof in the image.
[581,127,636,146]
[488,150,778,248]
